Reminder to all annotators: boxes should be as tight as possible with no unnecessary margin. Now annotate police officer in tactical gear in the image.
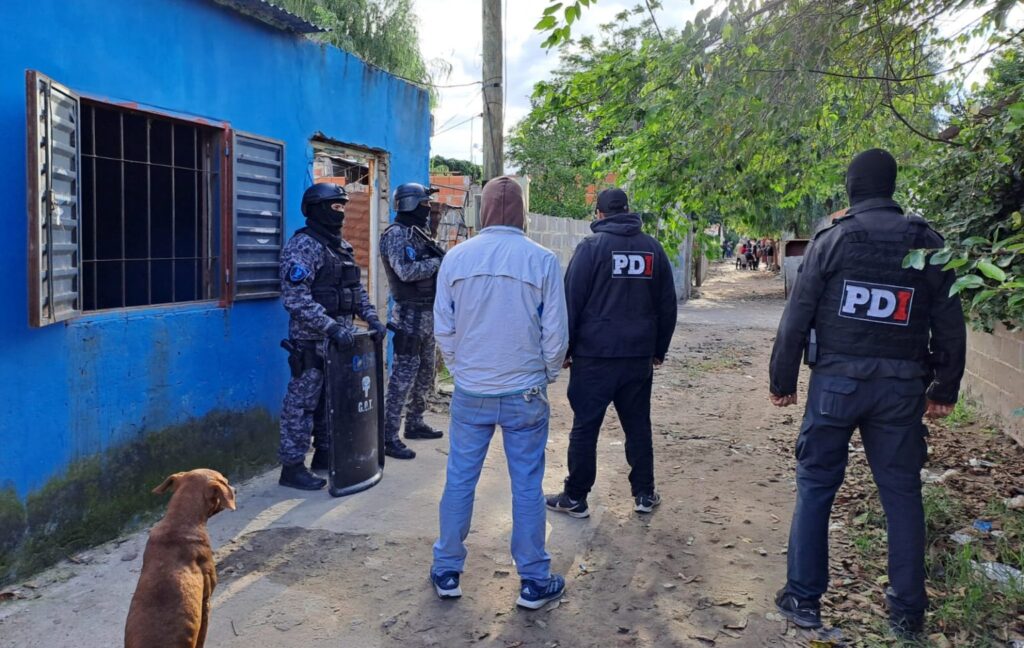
[277,182,387,490]
[379,182,445,460]
[769,149,966,639]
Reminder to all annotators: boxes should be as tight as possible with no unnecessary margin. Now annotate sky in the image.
[414,0,706,163]
[412,0,1020,165]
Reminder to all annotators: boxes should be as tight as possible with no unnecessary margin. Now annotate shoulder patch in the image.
[288,264,310,283]
[405,246,418,261]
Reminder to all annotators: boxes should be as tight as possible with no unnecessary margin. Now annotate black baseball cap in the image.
[596,188,629,214]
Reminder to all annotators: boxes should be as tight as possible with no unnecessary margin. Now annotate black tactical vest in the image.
[299,228,361,317]
[815,213,932,361]
[381,224,437,306]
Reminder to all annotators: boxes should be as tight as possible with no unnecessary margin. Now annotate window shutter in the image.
[27,71,81,326]
[232,132,285,300]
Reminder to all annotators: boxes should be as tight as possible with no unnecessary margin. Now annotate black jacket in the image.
[565,213,678,359]
[769,198,967,403]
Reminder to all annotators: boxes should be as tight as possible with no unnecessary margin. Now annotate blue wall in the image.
[0,0,431,497]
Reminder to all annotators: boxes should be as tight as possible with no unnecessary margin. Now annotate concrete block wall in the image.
[525,211,694,302]
[527,212,592,273]
[963,323,1024,445]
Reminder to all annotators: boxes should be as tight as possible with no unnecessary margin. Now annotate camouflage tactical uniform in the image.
[380,224,441,444]
[279,231,378,465]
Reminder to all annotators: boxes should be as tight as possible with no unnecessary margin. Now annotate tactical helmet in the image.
[301,182,349,217]
[393,182,435,213]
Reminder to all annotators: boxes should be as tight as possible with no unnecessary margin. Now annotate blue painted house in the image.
[0,0,431,579]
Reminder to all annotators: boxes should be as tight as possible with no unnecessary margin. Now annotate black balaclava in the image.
[306,201,345,249]
[846,148,897,205]
[396,203,431,229]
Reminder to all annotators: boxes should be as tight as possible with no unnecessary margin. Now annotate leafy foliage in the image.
[276,0,445,97]
[430,156,482,184]
[906,47,1024,330]
[507,96,596,220]
[523,0,1023,319]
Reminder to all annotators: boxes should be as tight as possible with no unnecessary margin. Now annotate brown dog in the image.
[124,469,236,648]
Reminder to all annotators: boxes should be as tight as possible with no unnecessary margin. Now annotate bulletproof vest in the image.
[381,224,437,306]
[299,228,361,317]
[815,213,932,361]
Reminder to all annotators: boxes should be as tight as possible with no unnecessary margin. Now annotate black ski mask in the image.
[396,203,432,229]
[306,201,346,249]
[846,149,897,205]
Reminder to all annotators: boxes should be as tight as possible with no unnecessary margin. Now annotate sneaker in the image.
[774,589,822,629]
[634,492,662,513]
[405,421,444,440]
[516,574,565,610]
[430,571,462,599]
[545,492,589,518]
[310,447,330,473]
[384,440,416,460]
[278,462,327,491]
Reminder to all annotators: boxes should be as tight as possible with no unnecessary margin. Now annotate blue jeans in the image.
[431,387,552,583]
[785,373,929,617]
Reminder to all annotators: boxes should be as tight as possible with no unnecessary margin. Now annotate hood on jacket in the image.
[480,176,526,230]
[591,212,643,236]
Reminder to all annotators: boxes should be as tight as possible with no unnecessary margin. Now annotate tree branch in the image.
[644,0,663,41]
[884,100,962,145]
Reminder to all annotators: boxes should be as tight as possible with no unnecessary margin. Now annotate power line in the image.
[434,113,483,136]
[437,88,484,131]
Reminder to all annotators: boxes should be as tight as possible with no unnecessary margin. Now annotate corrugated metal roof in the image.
[211,0,327,34]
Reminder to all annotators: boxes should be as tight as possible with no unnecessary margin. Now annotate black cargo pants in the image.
[564,356,656,500]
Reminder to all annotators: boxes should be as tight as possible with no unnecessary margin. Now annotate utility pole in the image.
[482,0,503,182]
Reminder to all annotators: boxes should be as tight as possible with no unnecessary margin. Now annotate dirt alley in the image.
[1,263,824,647]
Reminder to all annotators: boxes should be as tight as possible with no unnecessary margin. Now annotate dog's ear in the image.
[153,472,186,495]
[207,480,237,514]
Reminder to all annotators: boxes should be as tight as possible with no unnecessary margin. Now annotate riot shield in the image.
[325,331,385,497]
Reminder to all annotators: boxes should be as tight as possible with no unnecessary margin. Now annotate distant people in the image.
[769,149,967,640]
[547,187,677,518]
[430,176,569,610]
[277,183,386,490]
[763,239,775,270]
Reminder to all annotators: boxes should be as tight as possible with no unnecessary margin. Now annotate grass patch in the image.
[923,485,965,543]
[930,543,1024,645]
[944,399,977,428]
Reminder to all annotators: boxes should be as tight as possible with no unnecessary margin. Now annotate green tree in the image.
[277,0,445,93]
[430,156,483,184]
[524,0,1019,254]
[907,46,1024,329]
[508,97,596,219]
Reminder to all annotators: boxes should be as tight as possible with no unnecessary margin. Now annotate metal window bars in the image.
[80,103,218,311]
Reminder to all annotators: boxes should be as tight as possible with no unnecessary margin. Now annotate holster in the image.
[391,330,423,357]
[281,339,324,378]
[803,328,818,367]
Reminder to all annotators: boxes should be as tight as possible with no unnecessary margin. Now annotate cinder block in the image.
[991,360,1024,399]
[968,329,998,357]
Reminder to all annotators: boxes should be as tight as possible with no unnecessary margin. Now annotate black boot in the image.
[385,440,416,460]
[405,421,444,440]
[279,462,327,490]
[310,447,330,472]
